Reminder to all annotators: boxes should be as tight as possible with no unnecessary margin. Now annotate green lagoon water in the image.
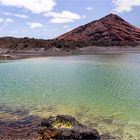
[0,54,140,139]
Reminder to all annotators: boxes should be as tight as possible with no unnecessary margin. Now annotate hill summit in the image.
[57,13,140,46]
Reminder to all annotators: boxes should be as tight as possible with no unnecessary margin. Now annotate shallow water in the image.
[0,54,140,139]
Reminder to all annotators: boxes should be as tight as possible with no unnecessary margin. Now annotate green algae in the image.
[52,120,73,129]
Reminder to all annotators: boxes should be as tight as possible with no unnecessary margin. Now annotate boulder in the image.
[38,115,100,140]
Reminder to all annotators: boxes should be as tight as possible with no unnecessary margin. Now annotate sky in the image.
[0,0,140,39]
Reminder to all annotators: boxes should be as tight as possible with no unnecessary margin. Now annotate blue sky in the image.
[0,0,140,39]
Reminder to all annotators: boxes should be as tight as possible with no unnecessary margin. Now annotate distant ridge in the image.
[57,13,140,46]
[0,13,140,50]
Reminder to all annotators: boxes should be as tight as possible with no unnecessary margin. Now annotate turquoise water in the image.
[0,54,140,139]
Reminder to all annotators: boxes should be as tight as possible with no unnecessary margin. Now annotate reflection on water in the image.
[0,54,140,139]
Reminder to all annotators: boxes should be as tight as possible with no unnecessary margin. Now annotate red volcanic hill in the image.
[0,13,140,50]
[57,13,140,46]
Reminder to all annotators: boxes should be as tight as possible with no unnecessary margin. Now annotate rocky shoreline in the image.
[0,104,139,140]
[0,114,101,140]
[0,54,17,60]
[39,115,100,140]
[1,46,140,60]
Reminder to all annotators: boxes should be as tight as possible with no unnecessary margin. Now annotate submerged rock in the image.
[38,115,100,140]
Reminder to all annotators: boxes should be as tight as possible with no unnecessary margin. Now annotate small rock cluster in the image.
[38,115,100,140]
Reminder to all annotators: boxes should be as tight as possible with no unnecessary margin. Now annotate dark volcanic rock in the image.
[0,114,100,139]
[57,13,140,46]
[41,116,56,128]
[0,115,41,139]
[0,37,51,51]
[39,115,100,140]
[56,115,78,125]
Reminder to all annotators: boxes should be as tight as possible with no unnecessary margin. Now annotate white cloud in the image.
[0,0,82,25]
[112,0,140,13]
[27,22,43,29]
[86,7,93,10]
[5,18,14,23]
[2,12,28,19]
[0,0,56,14]
[45,11,81,23]
[14,14,28,19]
[0,18,4,22]
[0,17,14,23]
[64,25,69,28]
[50,18,73,24]
[12,30,18,34]
[0,0,82,24]
[82,15,86,19]
[2,12,11,15]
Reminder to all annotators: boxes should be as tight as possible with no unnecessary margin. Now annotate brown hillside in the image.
[57,13,140,46]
